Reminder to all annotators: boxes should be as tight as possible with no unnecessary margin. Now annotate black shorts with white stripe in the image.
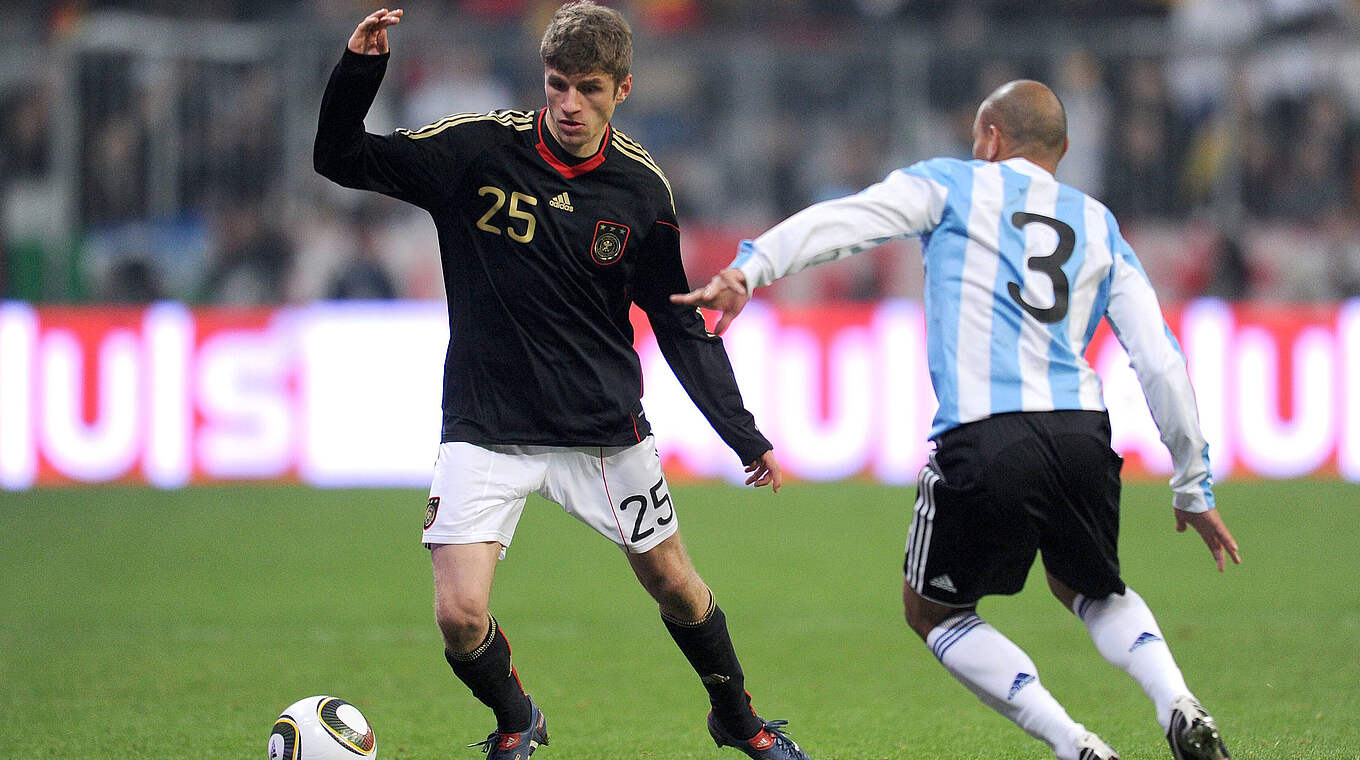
[904,410,1126,606]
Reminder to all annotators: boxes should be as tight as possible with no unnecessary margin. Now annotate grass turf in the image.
[1,478,1357,759]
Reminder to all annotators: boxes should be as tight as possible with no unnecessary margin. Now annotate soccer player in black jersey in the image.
[314,5,813,760]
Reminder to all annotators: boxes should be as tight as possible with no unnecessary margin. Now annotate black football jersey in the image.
[315,50,769,464]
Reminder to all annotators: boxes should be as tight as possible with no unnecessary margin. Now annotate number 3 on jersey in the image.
[617,478,675,544]
[477,186,538,243]
[1007,211,1074,324]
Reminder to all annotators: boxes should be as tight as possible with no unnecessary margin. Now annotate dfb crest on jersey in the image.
[590,220,630,265]
[424,497,440,530]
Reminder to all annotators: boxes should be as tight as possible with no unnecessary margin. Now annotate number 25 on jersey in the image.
[477,186,538,243]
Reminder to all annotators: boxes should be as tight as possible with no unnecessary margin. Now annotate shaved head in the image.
[974,79,1068,167]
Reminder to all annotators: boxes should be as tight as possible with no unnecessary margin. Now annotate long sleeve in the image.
[313,49,446,208]
[1105,236,1216,513]
[732,168,946,288]
[633,222,772,465]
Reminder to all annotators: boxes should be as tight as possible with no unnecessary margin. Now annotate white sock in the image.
[927,612,1087,760]
[1074,587,1190,730]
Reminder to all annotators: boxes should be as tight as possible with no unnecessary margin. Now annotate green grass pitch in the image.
[2,478,1357,759]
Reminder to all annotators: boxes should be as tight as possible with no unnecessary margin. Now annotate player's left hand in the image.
[1175,507,1241,572]
[745,450,782,492]
[670,268,750,335]
[348,8,403,56]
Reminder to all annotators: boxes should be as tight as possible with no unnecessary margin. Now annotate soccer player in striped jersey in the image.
[675,80,1240,760]
[315,5,811,760]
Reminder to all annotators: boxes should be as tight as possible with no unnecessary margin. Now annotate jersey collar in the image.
[1000,156,1055,179]
[536,108,610,179]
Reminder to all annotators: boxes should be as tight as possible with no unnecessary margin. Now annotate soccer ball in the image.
[268,695,377,760]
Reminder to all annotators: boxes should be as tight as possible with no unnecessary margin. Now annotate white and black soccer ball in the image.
[268,695,377,760]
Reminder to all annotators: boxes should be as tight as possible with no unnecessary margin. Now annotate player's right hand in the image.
[1175,507,1241,572]
[349,8,403,56]
[670,268,750,335]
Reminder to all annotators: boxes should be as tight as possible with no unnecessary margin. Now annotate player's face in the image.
[544,67,631,157]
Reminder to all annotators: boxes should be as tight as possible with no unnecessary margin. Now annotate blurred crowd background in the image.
[3,0,1360,307]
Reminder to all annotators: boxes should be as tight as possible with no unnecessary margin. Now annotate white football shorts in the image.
[422,436,678,556]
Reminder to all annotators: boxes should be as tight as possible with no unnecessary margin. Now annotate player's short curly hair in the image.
[540,1,632,87]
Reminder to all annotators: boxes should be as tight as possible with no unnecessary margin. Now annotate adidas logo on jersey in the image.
[549,192,573,212]
[929,574,958,593]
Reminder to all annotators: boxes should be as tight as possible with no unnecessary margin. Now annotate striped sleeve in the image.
[733,164,948,288]
[1103,216,1215,512]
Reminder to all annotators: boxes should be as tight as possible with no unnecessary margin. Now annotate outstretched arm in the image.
[669,268,750,336]
[673,167,945,334]
[348,8,403,55]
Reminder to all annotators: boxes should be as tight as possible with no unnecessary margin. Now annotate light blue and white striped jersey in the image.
[733,156,1214,512]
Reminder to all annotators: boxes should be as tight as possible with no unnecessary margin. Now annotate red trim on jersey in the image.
[536,108,609,178]
[655,219,679,232]
[631,412,640,442]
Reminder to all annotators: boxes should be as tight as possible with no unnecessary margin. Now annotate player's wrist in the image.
[720,268,748,296]
[1172,491,1212,514]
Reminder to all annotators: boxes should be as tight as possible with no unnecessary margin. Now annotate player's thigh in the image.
[423,441,545,552]
[1036,428,1125,599]
[627,531,698,584]
[430,541,503,625]
[905,436,1038,607]
[541,436,678,554]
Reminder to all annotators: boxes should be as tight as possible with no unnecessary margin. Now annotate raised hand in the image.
[669,268,750,335]
[348,8,403,56]
[1175,507,1242,572]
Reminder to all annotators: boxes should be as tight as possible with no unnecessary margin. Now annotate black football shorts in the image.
[904,410,1126,606]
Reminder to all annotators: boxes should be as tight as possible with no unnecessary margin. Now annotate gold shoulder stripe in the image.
[397,110,534,139]
[614,140,668,184]
[613,131,663,169]
[396,111,479,137]
[614,136,673,196]
[612,132,675,213]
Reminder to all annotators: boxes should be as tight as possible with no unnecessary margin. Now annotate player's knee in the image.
[434,597,490,650]
[902,583,951,641]
[902,604,934,641]
[646,574,710,622]
[645,572,693,608]
[901,596,925,640]
[1043,570,1080,612]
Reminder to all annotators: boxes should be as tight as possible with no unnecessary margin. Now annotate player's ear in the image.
[615,74,632,104]
[983,124,1004,162]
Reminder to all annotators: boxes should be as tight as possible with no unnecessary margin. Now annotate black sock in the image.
[444,615,532,733]
[662,599,763,740]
